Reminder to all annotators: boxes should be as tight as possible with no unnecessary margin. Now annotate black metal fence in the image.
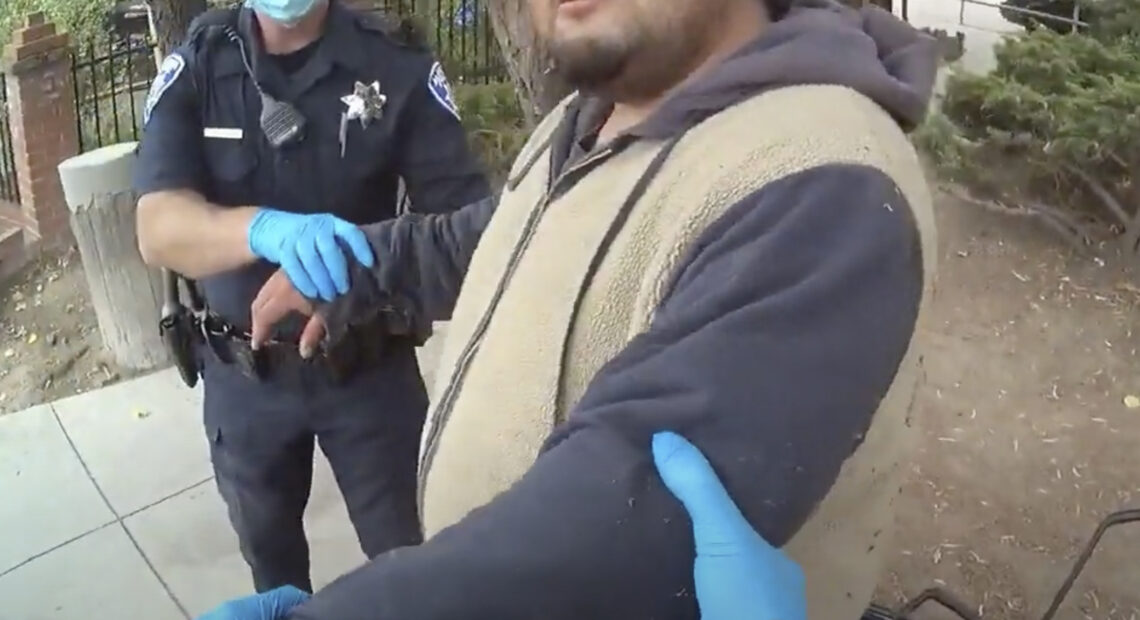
[69,0,508,153]
[368,0,508,85]
[0,73,19,204]
[71,38,159,153]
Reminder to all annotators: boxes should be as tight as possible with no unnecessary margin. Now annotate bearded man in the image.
[207,0,940,617]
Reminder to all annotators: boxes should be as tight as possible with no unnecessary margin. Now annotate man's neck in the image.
[599,3,769,142]
[256,1,330,55]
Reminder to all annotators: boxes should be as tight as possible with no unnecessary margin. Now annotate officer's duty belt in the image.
[200,315,399,387]
[160,271,423,388]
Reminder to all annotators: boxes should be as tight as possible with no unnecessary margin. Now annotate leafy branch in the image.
[917,0,1140,261]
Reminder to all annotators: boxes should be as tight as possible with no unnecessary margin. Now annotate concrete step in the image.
[0,222,28,281]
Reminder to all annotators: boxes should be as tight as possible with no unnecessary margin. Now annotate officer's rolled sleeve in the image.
[132,47,210,196]
[395,63,491,214]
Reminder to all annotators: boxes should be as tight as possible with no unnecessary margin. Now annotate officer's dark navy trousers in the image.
[201,344,427,593]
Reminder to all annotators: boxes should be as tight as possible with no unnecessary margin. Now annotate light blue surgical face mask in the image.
[244,0,321,27]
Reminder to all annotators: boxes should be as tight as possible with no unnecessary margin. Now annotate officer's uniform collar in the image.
[215,1,370,92]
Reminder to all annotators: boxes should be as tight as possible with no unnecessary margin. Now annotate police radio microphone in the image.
[225,27,307,148]
[258,93,305,148]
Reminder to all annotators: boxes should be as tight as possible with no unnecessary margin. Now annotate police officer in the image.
[133,0,491,594]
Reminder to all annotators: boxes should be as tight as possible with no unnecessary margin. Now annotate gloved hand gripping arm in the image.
[249,195,496,350]
[316,195,495,332]
[138,196,375,303]
[247,209,375,302]
[653,431,807,620]
[195,586,310,620]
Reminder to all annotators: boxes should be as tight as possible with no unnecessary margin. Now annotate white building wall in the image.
[894,0,1024,99]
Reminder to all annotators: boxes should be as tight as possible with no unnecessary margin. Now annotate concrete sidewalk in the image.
[1,333,447,619]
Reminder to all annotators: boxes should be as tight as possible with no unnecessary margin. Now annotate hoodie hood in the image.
[634,0,939,138]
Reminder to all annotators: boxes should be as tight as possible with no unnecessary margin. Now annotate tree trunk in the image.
[59,143,169,372]
[147,0,209,59]
[486,0,572,127]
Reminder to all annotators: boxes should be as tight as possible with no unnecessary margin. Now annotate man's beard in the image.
[548,35,633,96]
[548,20,710,101]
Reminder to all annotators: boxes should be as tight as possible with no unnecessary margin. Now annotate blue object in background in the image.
[453,0,476,27]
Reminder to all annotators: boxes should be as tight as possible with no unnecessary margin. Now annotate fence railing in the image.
[54,0,510,154]
[369,0,507,84]
[959,0,1090,33]
[71,38,159,153]
[0,73,19,204]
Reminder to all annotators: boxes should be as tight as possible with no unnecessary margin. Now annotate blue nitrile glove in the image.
[652,431,807,620]
[247,209,375,302]
[195,586,311,620]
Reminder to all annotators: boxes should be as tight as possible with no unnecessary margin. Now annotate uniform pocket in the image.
[203,141,260,204]
[314,137,398,220]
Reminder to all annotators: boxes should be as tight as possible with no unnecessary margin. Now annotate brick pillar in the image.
[1,12,78,247]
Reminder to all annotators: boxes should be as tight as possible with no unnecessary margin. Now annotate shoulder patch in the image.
[427,61,461,121]
[144,53,187,126]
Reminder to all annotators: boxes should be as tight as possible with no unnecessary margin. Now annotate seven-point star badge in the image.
[341,81,387,128]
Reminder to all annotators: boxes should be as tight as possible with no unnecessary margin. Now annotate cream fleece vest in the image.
[420,84,937,619]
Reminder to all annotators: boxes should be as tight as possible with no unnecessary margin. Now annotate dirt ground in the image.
[1,187,1139,618]
[881,191,1140,619]
[0,248,142,413]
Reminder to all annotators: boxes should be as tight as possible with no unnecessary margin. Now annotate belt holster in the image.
[159,270,204,388]
[160,276,416,387]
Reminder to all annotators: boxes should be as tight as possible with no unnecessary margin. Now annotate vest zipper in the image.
[417,146,616,501]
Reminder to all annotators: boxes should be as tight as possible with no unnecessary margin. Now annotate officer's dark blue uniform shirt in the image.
[133,2,491,334]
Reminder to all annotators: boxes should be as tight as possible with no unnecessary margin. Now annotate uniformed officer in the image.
[132,0,491,594]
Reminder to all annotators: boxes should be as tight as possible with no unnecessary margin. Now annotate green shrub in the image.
[921,0,1140,255]
[454,82,528,186]
[0,0,113,48]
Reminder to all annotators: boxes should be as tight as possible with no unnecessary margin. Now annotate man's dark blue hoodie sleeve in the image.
[289,163,924,619]
[317,196,495,337]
